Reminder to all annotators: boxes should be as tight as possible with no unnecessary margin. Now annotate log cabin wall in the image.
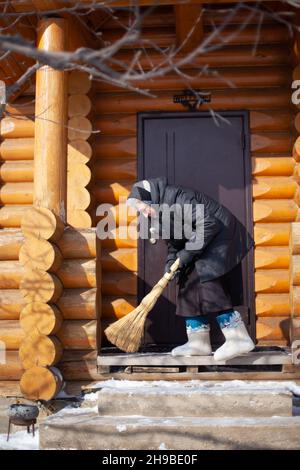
[89,3,297,348]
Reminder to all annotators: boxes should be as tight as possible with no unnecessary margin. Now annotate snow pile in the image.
[0,429,39,450]
[83,379,300,398]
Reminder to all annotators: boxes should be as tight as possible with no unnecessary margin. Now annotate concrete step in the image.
[97,380,293,418]
[40,411,300,450]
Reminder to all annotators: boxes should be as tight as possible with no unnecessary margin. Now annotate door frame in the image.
[137,110,256,341]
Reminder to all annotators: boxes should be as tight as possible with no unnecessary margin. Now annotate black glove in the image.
[177,249,195,269]
[164,259,180,280]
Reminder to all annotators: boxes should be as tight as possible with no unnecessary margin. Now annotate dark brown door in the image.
[137,110,255,349]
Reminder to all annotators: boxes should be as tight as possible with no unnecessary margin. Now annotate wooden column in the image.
[34,17,68,222]
[19,17,68,401]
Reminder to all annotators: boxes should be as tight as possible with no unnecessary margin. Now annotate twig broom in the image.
[104,258,180,353]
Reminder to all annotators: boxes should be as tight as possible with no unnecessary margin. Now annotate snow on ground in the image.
[0,429,39,450]
[82,379,300,399]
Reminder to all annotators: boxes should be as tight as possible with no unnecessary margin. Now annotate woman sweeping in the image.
[126,176,255,362]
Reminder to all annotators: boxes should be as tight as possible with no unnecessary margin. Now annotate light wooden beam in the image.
[175,4,204,53]
[34,17,68,221]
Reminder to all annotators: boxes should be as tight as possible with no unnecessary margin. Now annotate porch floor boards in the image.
[97,349,292,367]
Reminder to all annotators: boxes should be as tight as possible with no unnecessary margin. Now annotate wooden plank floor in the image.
[97,349,292,367]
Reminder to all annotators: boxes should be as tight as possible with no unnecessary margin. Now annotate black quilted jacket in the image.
[146,176,254,282]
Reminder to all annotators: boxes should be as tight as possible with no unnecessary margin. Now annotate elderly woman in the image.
[126,176,255,361]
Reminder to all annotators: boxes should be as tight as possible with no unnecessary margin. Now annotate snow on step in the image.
[40,411,300,450]
[96,380,294,418]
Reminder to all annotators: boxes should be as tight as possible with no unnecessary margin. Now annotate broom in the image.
[104,257,180,353]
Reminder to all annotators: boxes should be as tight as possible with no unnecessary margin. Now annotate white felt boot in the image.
[171,326,212,357]
[214,311,255,362]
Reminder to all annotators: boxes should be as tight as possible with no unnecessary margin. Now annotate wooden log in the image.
[93,182,131,204]
[34,17,68,220]
[252,176,297,199]
[101,24,289,49]
[254,223,290,246]
[293,64,300,81]
[94,158,136,180]
[68,116,92,141]
[5,98,35,117]
[101,248,137,272]
[68,70,91,94]
[0,261,23,288]
[0,227,97,260]
[0,117,34,138]
[0,351,23,380]
[102,272,137,296]
[57,288,97,320]
[67,210,92,228]
[0,138,34,161]
[0,229,23,260]
[254,246,289,269]
[21,207,65,242]
[253,200,299,223]
[98,67,290,93]
[0,317,98,349]
[104,44,290,73]
[295,113,300,134]
[250,111,294,133]
[0,290,25,320]
[175,4,203,53]
[102,296,137,319]
[20,366,63,401]
[20,269,63,303]
[256,316,291,344]
[57,320,97,349]
[68,94,91,117]
[57,227,96,258]
[101,227,137,248]
[58,288,98,321]
[255,269,289,293]
[0,206,32,228]
[252,157,295,176]
[255,293,290,316]
[290,254,300,286]
[289,221,300,255]
[0,381,22,397]
[93,89,291,114]
[0,160,33,182]
[68,139,92,164]
[94,110,294,136]
[92,133,293,159]
[4,291,99,325]
[289,286,300,316]
[290,221,300,343]
[251,133,293,154]
[57,259,97,288]
[67,162,91,187]
[58,350,99,381]
[67,186,91,211]
[100,6,277,29]
[0,182,33,204]
[19,238,63,272]
[293,136,300,162]
[96,203,137,226]
[0,320,24,349]
[19,332,63,369]
[20,302,63,335]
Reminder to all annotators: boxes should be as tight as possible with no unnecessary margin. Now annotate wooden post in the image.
[19,17,68,400]
[34,18,68,222]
